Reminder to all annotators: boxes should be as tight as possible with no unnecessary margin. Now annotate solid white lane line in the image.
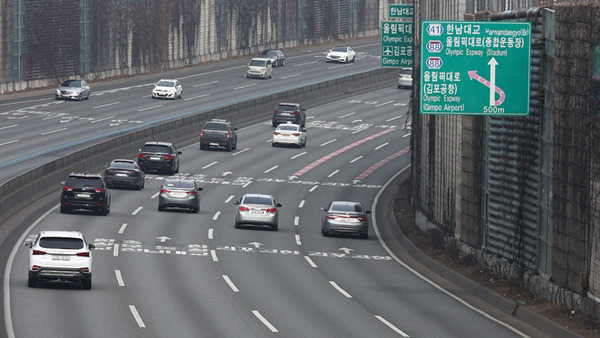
[0,124,18,130]
[41,127,68,135]
[329,281,352,298]
[295,234,302,246]
[403,133,411,138]
[294,216,299,226]
[118,223,128,234]
[202,161,218,169]
[304,256,318,268]
[91,115,115,123]
[184,93,211,101]
[0,140,18,147]
[294,61,317,67]
[225,195,234,203]
[328,170,339,178]
[298,200,305,208]
[115,270,125,287]
[291,152,306,159]
[222,275,239,292]
[234,83,257,90]
[350,156,363,163]
[193,80,219,87]
[93,102,119,109]
[151,191,160,199]
[242,181,252,188]
[264,165,278,173]
[211,250,219,262]
[252,310,278,333]
[132,206,143,215]
[309,185,318,192]
[338,112,356,119]
[138,104,163,112]
[387,115,403,122]
[208,229,214,240]
[129,305,146,328]
[213,211,221,221]
[375,100,395,107]
[233,148,251,156]
[375,142,389,150]
[281,74,301,79]
[320,139,336,146]
[375,315,410,337]
[113,244,120,257]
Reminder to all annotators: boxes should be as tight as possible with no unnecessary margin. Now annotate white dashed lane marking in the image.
[129,305,146,328]
[115,270,125,287]
[304,256,318,268]
[375,315,410,337]
[252,310,278,333]
[118,223,128,234]
[222,275,239,292]
[329,281,352,298]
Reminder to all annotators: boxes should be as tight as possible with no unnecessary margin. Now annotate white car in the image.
[272,122,306,148]
[246,57,273,79]
[152,79,183,99]
[326,46,356,63]
[26,231,94,289]
[397,68,413,89]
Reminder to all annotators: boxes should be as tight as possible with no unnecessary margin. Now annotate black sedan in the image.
[259,49,286,67]
[103,159,145,190]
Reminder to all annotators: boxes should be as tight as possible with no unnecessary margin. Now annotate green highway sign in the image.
[420,21,531,115]
[389,4,413,18]
[381,21,413,68]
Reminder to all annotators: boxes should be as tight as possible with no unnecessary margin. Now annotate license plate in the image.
[210,143,219,146]
[281,112,291,116]
[116,173,127,177]
[171,192,187,198]
[76,193,91,199]
[282,133,291,137]
[339,217,358,223]
[52,255,70,261]
[251,210,264,214]
[150,156,161,160]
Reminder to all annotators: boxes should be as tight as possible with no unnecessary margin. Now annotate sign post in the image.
[420,21,531,115]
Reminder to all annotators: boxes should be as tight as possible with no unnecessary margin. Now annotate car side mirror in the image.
[302,129,307,132]
[197,187,203,191]
[276,203,282,207]
[60,181,65,185]
[365,210,371,214]
[177,151,182,155]
[89,244,95,250]
[157,185,162,189]
[234,128,238,131]
[233,200,240,205]
[138,149,142,152]
[302,108,306,112]
[23,241,33,248]
[320,207,326,212]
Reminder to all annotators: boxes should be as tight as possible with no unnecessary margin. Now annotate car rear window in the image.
[278,125,298,131]
[243,196,274,205]
[66,176,103,188]
[142,145,170,153]
[39,237,84,249]
[163,180,194,189]
[331,202,363,212]
[203,122,228,131]
[110,162,136,170]
[276,104,298,111]
[399,69,412,75]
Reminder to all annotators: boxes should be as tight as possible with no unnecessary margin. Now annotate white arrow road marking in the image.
[291,152,306,159]
[295,234,302,246]
[329,281,352,298]
[213,211,221,220]
[129,305,146,328]
[304,256,318,268]
[225,195,234,203]
[339,247,354,254]
[115,270,125,287]
[118,223,128,234]
[249,242,263,249]
[132,206,143,215]
[350,156,363,163]
[202,161,218,169]
[91,115,115,123]
[375,315,410,337]
[211,250,218,262]
[252,311,278,333]
[222,275,239,292]
[41,127,68,135]
[489,57,498,106]
[156,236,171,243]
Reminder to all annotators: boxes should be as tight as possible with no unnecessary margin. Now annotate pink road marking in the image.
[355,146,410,180]
[293,128,396,176]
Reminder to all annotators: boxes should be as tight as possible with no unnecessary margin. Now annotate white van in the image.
[246,58,273,79]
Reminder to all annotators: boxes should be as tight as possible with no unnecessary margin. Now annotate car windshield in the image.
[330,202,362,212]
[276,104,298,111]
[156,80,175,87]
[250,60,266,67]
[332,46,347,52]
[163,180,194,189]
[61,80,81,87]
[243,196,274,205]
[39,237,84,249]
[66,177,103,188]
[142,145,170,153]
[278,125,298,131]
[203,122,228,131]
[110,162,136,170]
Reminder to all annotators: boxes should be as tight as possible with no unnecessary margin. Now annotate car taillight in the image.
[63,186,74,192]
[138,153,146,159]
[239,206,249,212]
[164,155,173,160]
[200,131,204,137]
[94,188,105,193]
[357,217,367,222]
[266,208,277,213]
[32,250,46,255]
[274,109,280,114]
[273,132,280,135]
[76,252,90,257]
[326,215,337,220]
[186,191,197,195]
[293,111,299,115]
[226,132,230,140]
[105,169,114,175]
[80,267,89,272]
[292,133,300,136]
[160,189,171,193]
[32,265,41,270]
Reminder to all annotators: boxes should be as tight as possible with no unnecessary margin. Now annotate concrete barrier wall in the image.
[0,68,396,227]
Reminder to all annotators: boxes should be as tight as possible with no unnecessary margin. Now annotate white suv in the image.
[26,231,94,289]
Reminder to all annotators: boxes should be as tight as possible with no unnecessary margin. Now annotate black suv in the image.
[104,159,145,190]
[60,173,111,215]
[272,103,306,127]
[200,119,238,151]
[259,49,286,67]
[138,142,181,175]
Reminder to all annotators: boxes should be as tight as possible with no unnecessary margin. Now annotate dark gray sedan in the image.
[55,79,91,100]
[158,179,202,213]
[321,201,370,239]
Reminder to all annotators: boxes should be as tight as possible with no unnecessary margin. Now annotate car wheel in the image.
[272,142,277,147]
[174,163,179,174]
[352,56,356,63]
[360,233,368,239]
[235,222,241,229]
[193,206,199,214]
[60,204,69,214]
[302,138,306,147]
[282,59,286,66]
[271,224,278,231]
[272,121,277,127]
[321,226,329,237]
[77,93,82,101]
[233,141,237,150]
[100,204,109,216]
[226,142,232,152]
[158,205,165,211]
[82,277,92,290]
[28,276,36,288]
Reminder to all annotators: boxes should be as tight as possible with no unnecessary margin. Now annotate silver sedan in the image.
[55,79,91,101]
[234,194,281,231]
[158,179,202,213]
[321,201,370,239]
